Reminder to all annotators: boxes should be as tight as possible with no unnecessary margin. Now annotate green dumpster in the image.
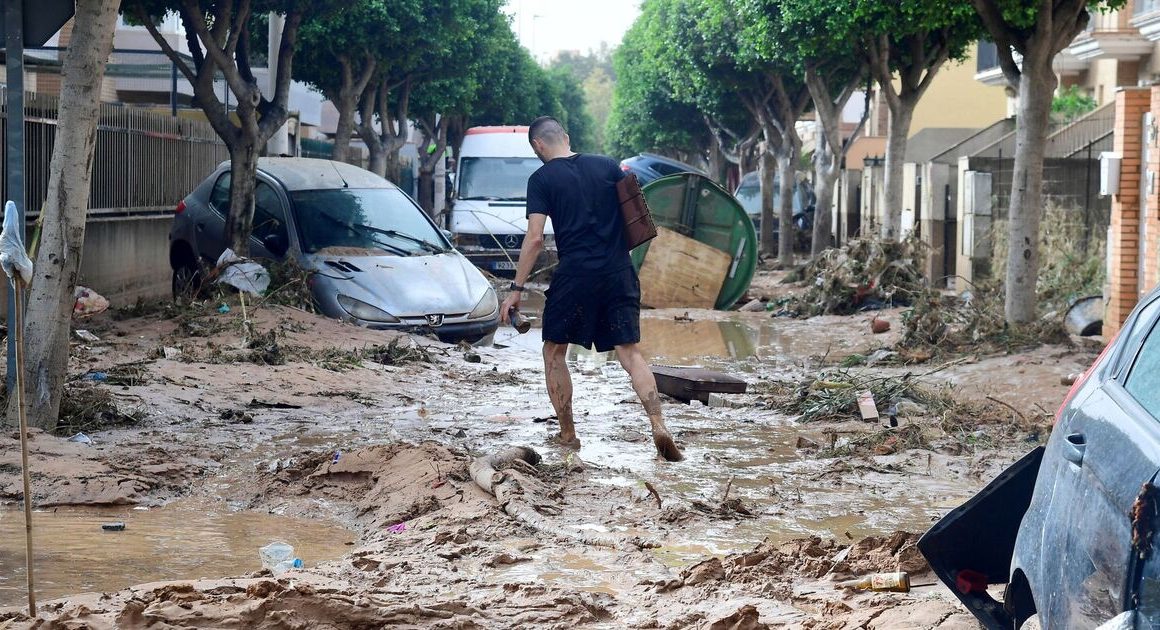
[630,173,758,310]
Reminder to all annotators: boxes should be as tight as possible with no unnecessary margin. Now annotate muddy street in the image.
[0,282,1097,628]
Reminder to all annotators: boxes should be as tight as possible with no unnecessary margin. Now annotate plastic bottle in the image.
[836,571,911,593]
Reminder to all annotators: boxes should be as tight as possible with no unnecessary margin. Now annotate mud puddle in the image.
[508,291,878,361]
[0,500,354,606]
[389,356,986,577]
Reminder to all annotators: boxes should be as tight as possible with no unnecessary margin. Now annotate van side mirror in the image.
[441,229,454,242]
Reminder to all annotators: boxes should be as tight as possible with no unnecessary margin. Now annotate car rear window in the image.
[1125,316,1160,419]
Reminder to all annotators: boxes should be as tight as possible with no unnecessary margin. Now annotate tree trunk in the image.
[812,147,838,258]
[226,141,260,255]
[13,0,119,431]
[384,134,407,184]
[707,141,725,186]
[418,168,436,215]
[332,93,356,164]
[776,142,798,267]
[881,104,915,241]
[381,150,399,184]
[1004,62,1056,323]
[758,149,776,257]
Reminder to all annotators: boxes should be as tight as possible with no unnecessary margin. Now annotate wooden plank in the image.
[637,226,731,309]
[651,366,748,404]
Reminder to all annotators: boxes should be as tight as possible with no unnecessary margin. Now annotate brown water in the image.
[0,501,354,607]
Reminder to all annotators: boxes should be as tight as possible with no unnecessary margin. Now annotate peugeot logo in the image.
[504,234,519,249]
[425,314,444,327]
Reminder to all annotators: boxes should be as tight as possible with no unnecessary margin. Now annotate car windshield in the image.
[290,188,447,256]
[457,157,541,200]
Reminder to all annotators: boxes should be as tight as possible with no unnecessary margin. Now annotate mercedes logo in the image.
[504,234,519,249]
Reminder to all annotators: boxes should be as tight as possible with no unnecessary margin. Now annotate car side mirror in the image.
[441,229,454,242]
[263,233,289,257]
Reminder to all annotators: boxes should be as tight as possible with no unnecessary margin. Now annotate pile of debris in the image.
[784,237,928,317]
[899,283,1069,359]
[755,370,1020,430]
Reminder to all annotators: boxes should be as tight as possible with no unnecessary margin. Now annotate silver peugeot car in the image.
[168,158,500,343]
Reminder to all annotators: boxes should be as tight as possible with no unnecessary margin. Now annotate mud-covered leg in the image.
[615,343,684,462]
[543,341,579,449]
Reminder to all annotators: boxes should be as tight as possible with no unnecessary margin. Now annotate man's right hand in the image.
[500,291,521,325]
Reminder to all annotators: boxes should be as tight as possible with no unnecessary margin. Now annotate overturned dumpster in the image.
[631,173,758,310]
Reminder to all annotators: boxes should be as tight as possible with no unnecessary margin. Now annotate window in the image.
[210,173,231,216]
[252,182,289,247]
[457,157,541,201]
[651,161,685,176]
[1117,298,1160,376]
[290,188,445,255]
[1125,317,1160,419]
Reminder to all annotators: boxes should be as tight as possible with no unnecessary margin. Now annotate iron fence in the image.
[0,87,228,217]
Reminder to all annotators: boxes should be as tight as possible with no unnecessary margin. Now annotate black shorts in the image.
[542,266,641,352]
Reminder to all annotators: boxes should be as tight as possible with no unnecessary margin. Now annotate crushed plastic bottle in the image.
[259,541,297,576]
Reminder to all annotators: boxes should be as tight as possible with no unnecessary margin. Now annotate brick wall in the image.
[1105,87,1150,337]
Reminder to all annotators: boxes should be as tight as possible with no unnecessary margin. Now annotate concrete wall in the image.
[78,213,173,304]
[834,170,862,245]
[956,161,993,288]
[860,164,885,237]
[921,162,955,286]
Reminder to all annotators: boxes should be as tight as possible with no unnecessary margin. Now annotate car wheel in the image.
[172,258,204,301]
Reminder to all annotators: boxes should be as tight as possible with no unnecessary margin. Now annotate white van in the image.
[449,126,554,274]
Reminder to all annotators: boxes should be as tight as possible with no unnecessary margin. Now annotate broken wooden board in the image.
[637,226,731,309]
[652,366,748,404]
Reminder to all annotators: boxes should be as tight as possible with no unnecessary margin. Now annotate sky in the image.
[503,0,642,63]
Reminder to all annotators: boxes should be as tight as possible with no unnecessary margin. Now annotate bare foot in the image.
[652,428,684,462]
[550,433,582,450]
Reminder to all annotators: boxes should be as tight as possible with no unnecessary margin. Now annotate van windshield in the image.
[457,157,542,201]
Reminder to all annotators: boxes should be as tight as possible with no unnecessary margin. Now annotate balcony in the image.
[975,40,1086,86]
[1131,0,1160,40]
[1069,5,1153,58]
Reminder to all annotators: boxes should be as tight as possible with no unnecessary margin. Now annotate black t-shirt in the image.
[526,153,630,276]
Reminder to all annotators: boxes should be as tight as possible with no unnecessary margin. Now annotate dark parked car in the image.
[920,287,1160,629]
[733,170,815,238]
[619,153,704,186]
[169,158,500,344]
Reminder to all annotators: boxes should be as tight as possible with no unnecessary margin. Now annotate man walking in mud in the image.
[500,116,684,462]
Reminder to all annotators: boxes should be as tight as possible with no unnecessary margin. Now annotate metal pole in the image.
[170,60,178,117]
[6,0,25,396]
[13,277,35,617]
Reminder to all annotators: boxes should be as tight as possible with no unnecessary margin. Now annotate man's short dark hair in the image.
[529,116,566,145]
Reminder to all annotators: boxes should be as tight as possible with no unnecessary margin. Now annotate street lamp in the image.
[532,14,544,63]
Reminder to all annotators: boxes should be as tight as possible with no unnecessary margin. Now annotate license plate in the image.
[491,261,517,270]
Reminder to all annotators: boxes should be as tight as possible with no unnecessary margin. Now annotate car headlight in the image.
[337,294,400,323]
[468,288,498,319]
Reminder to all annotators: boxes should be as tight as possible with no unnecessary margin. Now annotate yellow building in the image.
[907,49,1011,136]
